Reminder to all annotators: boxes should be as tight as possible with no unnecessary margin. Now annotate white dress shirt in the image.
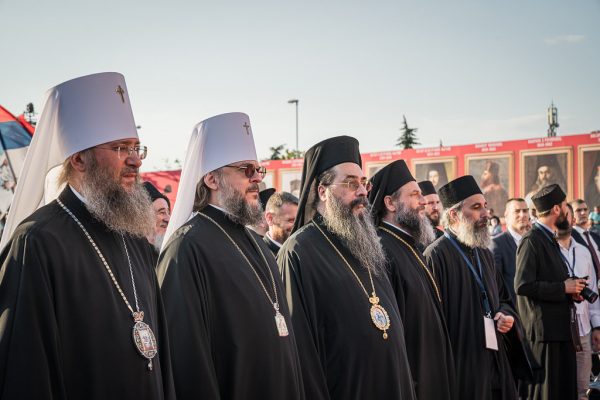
[559,238,600,335]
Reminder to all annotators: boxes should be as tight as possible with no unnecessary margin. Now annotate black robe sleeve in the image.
[277,249,331,400]
[158,235,221,400]
[0,232,67,399]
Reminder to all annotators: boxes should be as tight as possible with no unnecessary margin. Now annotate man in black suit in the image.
[263,191,298,256]
[418,180,444,240]
[570,199,600,276]
[490,198,531,302]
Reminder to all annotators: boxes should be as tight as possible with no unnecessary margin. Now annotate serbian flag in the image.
[0,105,34,218]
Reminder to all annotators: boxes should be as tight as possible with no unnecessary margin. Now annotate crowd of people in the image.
[1,72,599,400]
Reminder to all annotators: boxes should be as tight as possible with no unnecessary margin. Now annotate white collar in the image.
[69,185,88,205]
[573,225,587,235]
[265,231,283,248]
[382,220,412,237]
[507,226,523,244]
[537,220,556,237]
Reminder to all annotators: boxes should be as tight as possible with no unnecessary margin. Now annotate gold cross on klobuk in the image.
[115,85,126,103]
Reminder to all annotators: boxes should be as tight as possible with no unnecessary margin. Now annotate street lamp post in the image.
[547,102,559,137]
[288,99,299,151]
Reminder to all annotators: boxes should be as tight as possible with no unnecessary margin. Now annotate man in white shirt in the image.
[558,203,600,400]
[263,191,298,256]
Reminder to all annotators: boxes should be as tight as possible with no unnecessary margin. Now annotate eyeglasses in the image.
[328,179,372,193]
[97,145,148,160]
[224,164,267,178]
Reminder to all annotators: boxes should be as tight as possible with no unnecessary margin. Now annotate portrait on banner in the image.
[579,145,600,208]
[521,149,571,201]
[413,158,456,191]
[466,153,513,216]
[279,169,302,198]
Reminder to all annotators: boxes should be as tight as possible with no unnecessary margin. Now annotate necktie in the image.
[583,231,600,278]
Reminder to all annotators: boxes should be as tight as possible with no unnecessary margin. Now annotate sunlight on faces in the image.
[79,144,154,238]
[92,138,143,192]
[505,200,530,234]
[573,201,589,227]
[389,182,436,246]
[424,193,442,226]
[268,203,298,243]
[153,198,170,235]
[452,194,490,248]
[215,160,264,226]
[320,163,386,276]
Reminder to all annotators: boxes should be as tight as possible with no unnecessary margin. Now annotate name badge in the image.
[484,316,498,351]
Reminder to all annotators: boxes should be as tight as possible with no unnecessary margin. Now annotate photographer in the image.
[558,203,600,400]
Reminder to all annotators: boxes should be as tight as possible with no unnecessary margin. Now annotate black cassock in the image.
[0,187,174,400]
[378,223,457,400]
[278,215,416,400]
[158,205,304,400]
[424,233,517,400]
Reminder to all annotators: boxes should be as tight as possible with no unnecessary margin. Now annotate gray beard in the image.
[322,192,387,276]
[79,159,155,238]
[395,203,436,247]
[454,213,490,248]
[217,179,263,227]
[152,232,165,252]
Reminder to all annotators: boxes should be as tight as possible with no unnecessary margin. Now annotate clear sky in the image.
[1,0,598,171]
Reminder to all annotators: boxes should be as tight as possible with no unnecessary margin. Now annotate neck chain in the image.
[313,221,391,339]
[379,226,442,303]
[198,212,289,337]
[57,198,158,370]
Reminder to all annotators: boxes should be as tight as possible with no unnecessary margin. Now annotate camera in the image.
[572,276,599,304]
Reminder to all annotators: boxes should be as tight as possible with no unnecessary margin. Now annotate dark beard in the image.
[556,209,570,231]
[454,213,490,248]
[80,158,155,238]
[395,202,436,247]
[322,191,387,276]
[217,179,263,227]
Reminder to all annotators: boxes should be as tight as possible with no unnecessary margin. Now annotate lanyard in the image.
[535,222,573,275]
[445,233,492,317]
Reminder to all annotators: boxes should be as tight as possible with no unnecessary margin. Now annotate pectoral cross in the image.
[243,122,250,135]
[115,85,125,103]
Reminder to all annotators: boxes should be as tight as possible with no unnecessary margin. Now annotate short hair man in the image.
[490,198,531,301]
[369,159,456,400]
[249,188,275,236]
[263,191,298,255]
[158,113,304,400]
[424,175,518,399]
[516,184,584,400]
[278,136,416,400]
[558,203,600,400]
[418,180,444,240]
[0,73,174,399]
[143,181,171,252]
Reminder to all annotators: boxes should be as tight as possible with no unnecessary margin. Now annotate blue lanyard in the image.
[444,233,492,316]
[535,222,573,275]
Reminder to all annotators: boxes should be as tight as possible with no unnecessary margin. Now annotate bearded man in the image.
[424,175,518,400]
[157,113,304,400]
[369,160,456,400]
[515,184,584,400]
[418,180,444,240]
[278,136,416,400]
[263,191,298,255]
[143,181,171,253]
[0,73,174,399]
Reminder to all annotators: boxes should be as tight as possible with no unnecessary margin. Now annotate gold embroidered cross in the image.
[115,85,125,103]
[243,122,250,135]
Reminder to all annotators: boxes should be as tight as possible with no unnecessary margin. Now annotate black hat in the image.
[418,180,436,196]
[259,188,276,209]
[369,160,415,225]
[293,135,362,232]
[531,184,566,213]
[143,181,171,209]
[438,175,482,208]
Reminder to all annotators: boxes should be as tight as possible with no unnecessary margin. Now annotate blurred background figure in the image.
[249,188,275,236]
[488,216,502,237]
[143,181,171,252]
[263,192,298,255]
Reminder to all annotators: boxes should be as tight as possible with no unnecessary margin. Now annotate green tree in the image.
[269,144,285,160]
[397,115,420,149]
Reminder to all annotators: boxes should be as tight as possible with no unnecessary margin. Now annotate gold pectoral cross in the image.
[243,122,250,135]
[116,85,126,103]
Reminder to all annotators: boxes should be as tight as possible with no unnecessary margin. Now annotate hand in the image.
[593,330,600,352]
[494,312,514,333]
[564,278,587,294]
